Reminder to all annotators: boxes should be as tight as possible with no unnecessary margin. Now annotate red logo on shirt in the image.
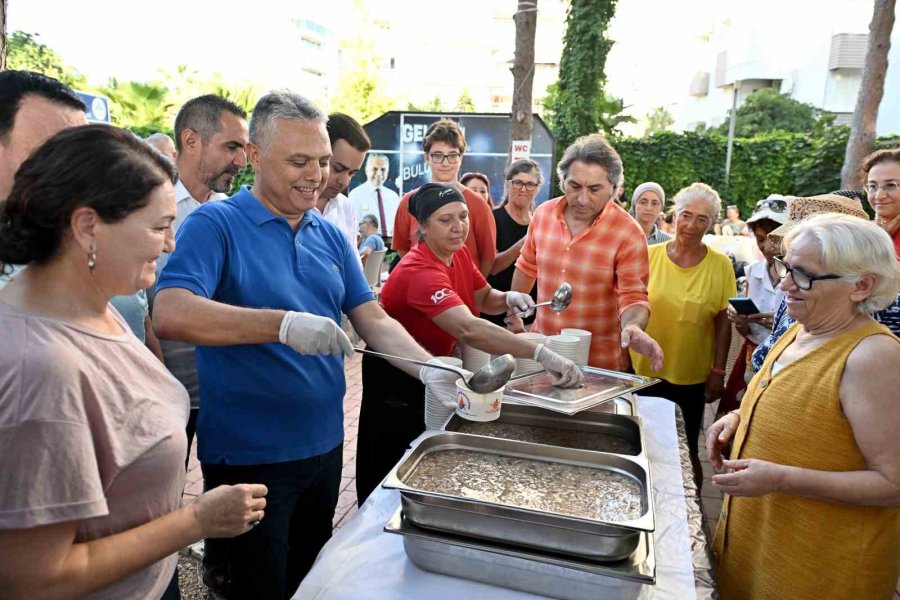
[431,288,454,304]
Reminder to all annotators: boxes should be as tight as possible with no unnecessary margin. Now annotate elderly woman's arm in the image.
[713,334,900,507]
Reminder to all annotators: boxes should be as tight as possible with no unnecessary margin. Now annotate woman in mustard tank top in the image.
[706,213,900,600]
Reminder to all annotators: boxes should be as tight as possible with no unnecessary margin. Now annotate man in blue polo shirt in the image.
[153,91,460,600]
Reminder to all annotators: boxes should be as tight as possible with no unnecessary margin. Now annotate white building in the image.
[329,0,568,114]
[676,0,900,135]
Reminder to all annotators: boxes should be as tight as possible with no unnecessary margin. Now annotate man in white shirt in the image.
[349,152,401,239]
[0,71,86,289]
[315,113,370,248]
[157,95,249,273]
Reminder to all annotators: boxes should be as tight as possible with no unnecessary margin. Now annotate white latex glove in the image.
[279,311,354,357]
[419,358,473,410]
[505,291,536,317]
[535,344,583,388]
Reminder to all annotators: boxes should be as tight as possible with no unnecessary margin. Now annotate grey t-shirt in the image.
[0,301,189,600]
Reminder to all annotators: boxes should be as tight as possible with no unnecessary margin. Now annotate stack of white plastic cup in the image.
[461,344,491,373]
[560,328,592,366]
[424,356,464,430]
[514,332,546,375]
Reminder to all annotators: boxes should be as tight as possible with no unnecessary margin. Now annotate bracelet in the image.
[710,366,726,376]
[533,343,544,362]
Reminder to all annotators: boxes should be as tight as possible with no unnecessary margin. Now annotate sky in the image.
[7,0,764,132]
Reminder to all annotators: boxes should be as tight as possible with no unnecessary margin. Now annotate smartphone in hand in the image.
[728,297,761,315]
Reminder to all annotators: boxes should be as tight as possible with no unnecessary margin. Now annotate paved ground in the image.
[181,352,900,599]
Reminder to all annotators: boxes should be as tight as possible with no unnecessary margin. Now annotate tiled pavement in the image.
[184,353,900,598]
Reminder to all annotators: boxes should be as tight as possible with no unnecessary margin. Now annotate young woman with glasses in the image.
[481,159,542,326]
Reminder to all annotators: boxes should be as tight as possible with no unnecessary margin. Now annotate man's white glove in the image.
[535,344,583,388]
[279,311,355,356]
[505,291,536,317]
[419,358,472,410]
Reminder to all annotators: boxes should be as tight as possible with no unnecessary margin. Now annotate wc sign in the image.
[511,139,531,160]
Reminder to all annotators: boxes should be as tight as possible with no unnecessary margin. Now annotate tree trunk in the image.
[509,0,538,167]
[0,0,7,71]
[841,0,896,189]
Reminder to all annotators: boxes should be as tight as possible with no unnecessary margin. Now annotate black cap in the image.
[409,183,466,223]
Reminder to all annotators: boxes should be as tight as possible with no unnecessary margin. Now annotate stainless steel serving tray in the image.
[385,510,655,600]
[503,366,658,415]
[442,403,645,458]
[382,431,655,561]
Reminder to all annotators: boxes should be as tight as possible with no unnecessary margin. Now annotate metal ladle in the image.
[512,282,573,318]
[354,349,516,393]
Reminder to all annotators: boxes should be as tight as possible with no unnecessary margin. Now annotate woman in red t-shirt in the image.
[355,183,583,504]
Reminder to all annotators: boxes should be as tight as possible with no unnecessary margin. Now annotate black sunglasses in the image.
[772,256,843,290]
[755,198,787,213]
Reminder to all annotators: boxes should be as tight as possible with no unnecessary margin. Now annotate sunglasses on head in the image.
[755,198,787,213]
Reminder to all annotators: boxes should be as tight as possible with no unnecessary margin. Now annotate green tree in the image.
[330,38,395,123]
[644,106,674,137]
[99,78,173,128]
[455,88,476,112]
[548,0,618,151]
[7,31,86,88]
[714,88,821,137]
[407,95,444,112]
[204,77,260,114]
[543,82,633,139]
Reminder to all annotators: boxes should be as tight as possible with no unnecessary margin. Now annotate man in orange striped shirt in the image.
[510,134,664,371]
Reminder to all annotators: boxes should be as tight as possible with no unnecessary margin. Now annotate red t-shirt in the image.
[380,243,488,357]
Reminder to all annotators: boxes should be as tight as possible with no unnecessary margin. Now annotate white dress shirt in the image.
[349,181,401,237]
[156,179,227,275]
[315,192,359,249]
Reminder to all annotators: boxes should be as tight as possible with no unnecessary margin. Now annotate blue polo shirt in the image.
[157,187,373,465]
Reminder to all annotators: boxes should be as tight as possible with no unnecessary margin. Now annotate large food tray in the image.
[382,431,654,561]
[503,366,657,415]
[385,510,655,600]
[443,403,644,457]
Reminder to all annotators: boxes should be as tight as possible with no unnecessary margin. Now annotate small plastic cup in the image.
[455,378,503,422]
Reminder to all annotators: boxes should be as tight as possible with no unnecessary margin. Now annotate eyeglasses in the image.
[864,181,899,195]
[772,256,843,290]
[428,152,461,165]
[755,198,787,212]
[509,180,539,192]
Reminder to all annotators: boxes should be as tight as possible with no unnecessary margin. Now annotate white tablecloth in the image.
[293,396,701,600]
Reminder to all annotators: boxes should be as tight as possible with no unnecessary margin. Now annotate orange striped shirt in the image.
[515,197,650,370]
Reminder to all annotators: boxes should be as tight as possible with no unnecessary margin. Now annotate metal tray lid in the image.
[504,367,657,416]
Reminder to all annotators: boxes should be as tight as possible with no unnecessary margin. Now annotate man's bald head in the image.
[146,132,177,161]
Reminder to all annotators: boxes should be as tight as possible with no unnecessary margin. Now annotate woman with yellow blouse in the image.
[707,213,900,600]
[631,182,735,489]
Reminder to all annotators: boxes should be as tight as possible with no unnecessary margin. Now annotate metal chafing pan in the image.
[503,366,657,415]
[382,431,655,561]
[442,403,645,457]
[385,510,655,600]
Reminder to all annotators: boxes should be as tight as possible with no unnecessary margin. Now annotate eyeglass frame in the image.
[428,151,462,165]
[863,181,899,195]
[772,256,843,290]
[755,198,787,213]
[508,179,540,192]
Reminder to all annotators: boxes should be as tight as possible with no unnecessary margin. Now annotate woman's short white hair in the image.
[672,182,722,227]
[784,213,900,313]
